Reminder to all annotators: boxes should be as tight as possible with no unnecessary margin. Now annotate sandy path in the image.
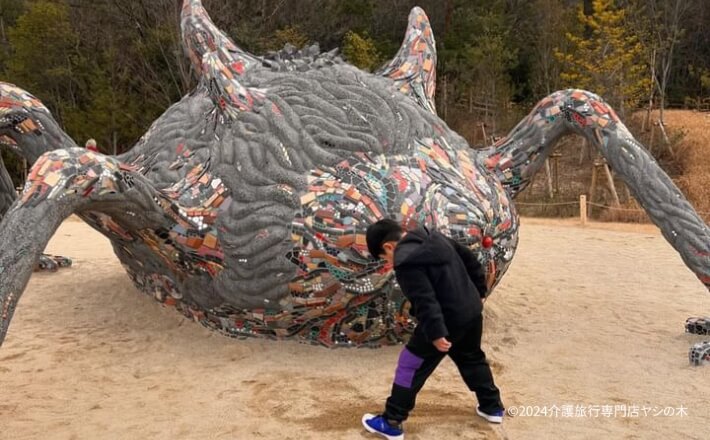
[1,218,708,439]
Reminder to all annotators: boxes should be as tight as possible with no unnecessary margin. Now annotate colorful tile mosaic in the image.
[689,341,710,366]
[482,89,625,197]
[378,7,437,115]
[181,0,263,117]
[0,83,50,155]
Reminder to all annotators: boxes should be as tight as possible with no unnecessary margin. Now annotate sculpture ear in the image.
[377,7,438,115]
[181,0,262,116]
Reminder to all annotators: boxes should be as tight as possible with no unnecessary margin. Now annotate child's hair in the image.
[366,219,404,259]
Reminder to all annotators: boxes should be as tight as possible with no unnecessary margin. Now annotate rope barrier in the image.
[514,201,578,207]
[589,202,710,216]
[586,202,647,213]
[516,198,710,217]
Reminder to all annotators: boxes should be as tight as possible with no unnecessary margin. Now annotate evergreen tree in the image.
[342,31,381,71]
[557,0,651,115]
[5,1,80,121]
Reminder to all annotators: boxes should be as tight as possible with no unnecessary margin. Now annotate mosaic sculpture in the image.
[1,1,709,361]
[0,118,72,272]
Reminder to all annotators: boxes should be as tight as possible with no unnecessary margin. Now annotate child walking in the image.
[362,219,504,440]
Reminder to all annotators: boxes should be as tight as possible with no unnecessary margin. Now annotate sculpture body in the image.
[0,1,708,360]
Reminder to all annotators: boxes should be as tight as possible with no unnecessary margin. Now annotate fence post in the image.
[580,194,587,225]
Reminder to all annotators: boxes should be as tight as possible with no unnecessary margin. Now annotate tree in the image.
[557,0,651,116]
[528,0,576,97]
[0,0,25,70]
[342,31,381,71]
[678,0,710,104]
[439,0,518,134]
[630,0,690,125]
[264,26,310,51]
[5,1,81,122]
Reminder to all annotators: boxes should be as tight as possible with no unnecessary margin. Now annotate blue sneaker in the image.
[476,406,504,423]
[362,413,404,440]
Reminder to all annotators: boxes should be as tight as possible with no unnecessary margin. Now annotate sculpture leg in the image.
[486,90,710,362]
[685,317,710,335]
[689,341,710,366]
[0,148,171,346]
[0,152,73,273]
[35,254,72,272]
[0,154,15,217]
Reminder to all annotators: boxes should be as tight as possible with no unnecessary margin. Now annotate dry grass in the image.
[661,110,710,222]
[594,110,709,223]
[596,200,650,223]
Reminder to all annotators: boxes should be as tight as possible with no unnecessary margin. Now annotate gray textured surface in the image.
[0,155,15,220]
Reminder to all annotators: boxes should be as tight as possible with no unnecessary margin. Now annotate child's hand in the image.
[433,337,452,352]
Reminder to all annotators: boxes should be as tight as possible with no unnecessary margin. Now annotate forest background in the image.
[0,0,708,217]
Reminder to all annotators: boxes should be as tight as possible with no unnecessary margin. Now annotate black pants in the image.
[383,314,503,422]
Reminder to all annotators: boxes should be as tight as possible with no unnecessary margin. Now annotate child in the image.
[362,219,504,440]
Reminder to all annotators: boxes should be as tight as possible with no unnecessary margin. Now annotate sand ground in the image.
[1,217,709,440]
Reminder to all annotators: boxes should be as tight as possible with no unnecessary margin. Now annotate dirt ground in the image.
[1,217,709,440]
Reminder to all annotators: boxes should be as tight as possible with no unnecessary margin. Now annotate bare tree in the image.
[652,0,690,124]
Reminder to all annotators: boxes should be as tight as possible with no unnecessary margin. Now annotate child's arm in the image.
[395,265,449,342]
[447,237,488,298]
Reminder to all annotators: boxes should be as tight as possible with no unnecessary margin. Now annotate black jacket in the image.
[393,227,487,342]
